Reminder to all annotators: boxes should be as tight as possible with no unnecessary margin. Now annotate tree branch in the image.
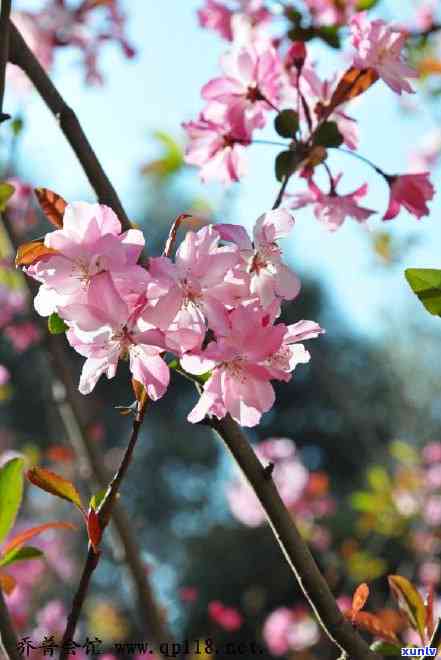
[0,0,11,122]
[0,588,20,660]
[208,415,381,660]
[60,411,147,660]
[7,21,130,230]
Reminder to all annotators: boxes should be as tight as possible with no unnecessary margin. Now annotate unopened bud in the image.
[285,42,307,72]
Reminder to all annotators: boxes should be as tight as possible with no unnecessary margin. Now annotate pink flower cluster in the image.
[24,202,322,427]
[188,3,435,226]
[10,0,134,89]
[227,438,334,546]
[263,606,320,655]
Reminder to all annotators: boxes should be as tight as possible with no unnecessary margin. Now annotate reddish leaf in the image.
[388,575,426,643]
[0,571,16,595]
[316,67,379,119]
[2,521,76,556]
[347,611,399,644]
[27,467,83,510]
[15,239,58,267]
[34,188,67,229]
[352,583,370,618]
[131,379,149,414]
[87,508,102,553]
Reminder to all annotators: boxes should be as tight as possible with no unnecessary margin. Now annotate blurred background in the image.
[1,0,441,658]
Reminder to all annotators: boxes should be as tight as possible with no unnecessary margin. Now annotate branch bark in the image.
[208,415,382,660]
[0,589,19,660]
[8,21,130,230]
[0,0,11,121]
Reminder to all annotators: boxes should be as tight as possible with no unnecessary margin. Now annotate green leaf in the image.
[370,641,402,656]
[10,117,24,137]
[275,150,302,182]
[388,575,426,643]
[89,489,107,512]
[27,467,83,511]
[317,26,341,49]
[0,545,43,568]
[142,131,183,180]
[350,491,379,513]
[274,110,299,139]
[0,458,24,545]
[405,269,441,316]
[357,0,380,9]
[48,312,68,335]
[367,466,391,492]
[0,183,15,212]
[313,121,344,148]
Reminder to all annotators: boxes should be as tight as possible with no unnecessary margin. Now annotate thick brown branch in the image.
[0,588,20,660]
[7,21,130,231]
[208,415,381,660]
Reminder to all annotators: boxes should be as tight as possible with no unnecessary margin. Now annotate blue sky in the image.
[6,0,441,340]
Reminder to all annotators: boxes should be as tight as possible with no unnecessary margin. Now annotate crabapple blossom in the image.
[263,606,320,655]
[6,178,38,235]
[182,306,323,427]
[350,13,418,95]
[0,365,10,386]
[183,104,251,183]
[201,45,281,131]
[208,601,243,631]
[142,225,240,353]
[4,322,41,353]
[305,0,358,26]
[198,0,270,42]
[62,272,170,398]
[216,209,300,308]
[288,175,375,231]
[198,0,234,40]
[383,173,435,220]
[28,202,145,317]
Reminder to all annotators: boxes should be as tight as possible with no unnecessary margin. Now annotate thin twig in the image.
[8,21,130,231]
[272,173,291,210]
[0,0,11,122]
[0,588,20,660]
[208,415,381,660]
[60,411,146,660]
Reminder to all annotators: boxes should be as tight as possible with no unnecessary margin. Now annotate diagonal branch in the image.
[7,20,130,230]
[208,415,382,660]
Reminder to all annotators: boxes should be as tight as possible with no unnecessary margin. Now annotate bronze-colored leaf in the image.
[347,611,399,644]
[15,239,58,267]
[87,508,102,553]
[316,67,379,119]
[27,467,83,511]
[0,570,16,594]
[2,521,76,556]
[34,188,67,229]
[388,575,426,643]
[131,379,149,414]
[352,583,370,616]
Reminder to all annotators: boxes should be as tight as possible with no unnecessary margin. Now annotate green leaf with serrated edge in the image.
[274,110,299,139]
[405,269,441,317]
[370,641,401,656]
[48,312,68,335]
[0,458,24,545]
[0,183,15,212]
[388,575,426,643]
[89,489,107,512]
[0,546,43,568]
[27,467,83,511]
[313,121,344,148]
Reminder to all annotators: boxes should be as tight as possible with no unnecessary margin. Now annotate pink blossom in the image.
[288,175,375,231]
[29,202,145,317]
[383,173,435,221]
[0,283,27,329]
[182,307,323,427]
[350,13,417,95]
[419,560,441,586]
[305,0,358,26]
[216,209,300,308]
[4,322,41,352]
[5,178,38,235]
[198,0,234,40]
[227,438,309,526]
[423,496,441,527]
[423,443,441,463]
[183,104,251,184]
[0,365,10,386]
[202,45,281,131]
[142,225,240,353]
[208,601,243,631]
[62,272,169,398]
[263,607,319,655]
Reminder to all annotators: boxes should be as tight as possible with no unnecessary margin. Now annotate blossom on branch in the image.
[383,173,435,221]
